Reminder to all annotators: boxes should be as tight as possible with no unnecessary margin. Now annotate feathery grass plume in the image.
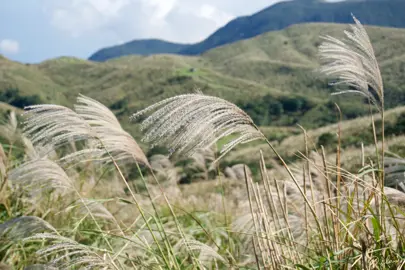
[72,94,149,166]
[24,233,115,270]
[65,198,116,224]
[175,239,227,266]
[22,136,57,161]
[8,158,75,199]
[149,154,173,171]
[131,93,264,161]
[23,95,149,167]
[149,154,179,184]
[0,216,57,240]
[188,148,216,180]
[0,111,20,143]
[23,104,93,148]
[318,15,384,111]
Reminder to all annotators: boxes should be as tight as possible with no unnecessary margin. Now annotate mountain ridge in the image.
[89,0,405,62]
[89,39,191,62]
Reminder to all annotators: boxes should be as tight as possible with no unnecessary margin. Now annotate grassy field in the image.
[1,21,405,269]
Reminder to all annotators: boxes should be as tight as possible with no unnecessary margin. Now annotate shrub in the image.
[317,132,337,147]
[0,87,42,108]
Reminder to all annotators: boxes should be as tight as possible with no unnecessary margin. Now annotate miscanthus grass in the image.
[130,92,265,162]
[0,15,405,270]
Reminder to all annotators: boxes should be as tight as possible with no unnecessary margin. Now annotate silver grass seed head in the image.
[0,110,20,143]
[318,14,384,111]
[74,94,149,167]
[0,216,57,240]
[8,158,75,198]
[24,233,113,270]
[22,136,57,160]
[131,93,264,162]
[65,198,116,222]
[23,104,93,148]
[177,239,227,265]
[22,95,149,167]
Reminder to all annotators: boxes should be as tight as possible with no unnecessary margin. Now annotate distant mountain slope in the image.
[2,23,405,137]
[203,23,405,103]
[89,0,405,61]
[89,39,190,62]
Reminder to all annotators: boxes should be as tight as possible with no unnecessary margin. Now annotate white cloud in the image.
[141,0,178,24]
[0,39,20,54]
[198,4,234,27]
[43,0,130,37]
[42,0,283,43]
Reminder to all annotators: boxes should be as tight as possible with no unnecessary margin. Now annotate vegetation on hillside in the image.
[2,23,405,139]
[1,16,405,270]
[0,86,41,109]
[89,0,405,61]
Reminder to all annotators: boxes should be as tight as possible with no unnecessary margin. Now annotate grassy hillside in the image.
[89,0,405,61]
[181,0,405,55]
[224,105,405,176]
[2,23,405,144]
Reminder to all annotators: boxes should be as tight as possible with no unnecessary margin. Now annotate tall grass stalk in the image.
[147,167,202,269]
[99,140,172,268]
[212,145,232,256]
[261,135,326,242]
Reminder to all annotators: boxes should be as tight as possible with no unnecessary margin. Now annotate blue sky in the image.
[0,0,280,63]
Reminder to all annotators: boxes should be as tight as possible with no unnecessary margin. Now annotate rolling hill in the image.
[89,0,405,62]
[2,23,405,151]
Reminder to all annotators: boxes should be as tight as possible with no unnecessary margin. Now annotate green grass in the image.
[1,23,405,148]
